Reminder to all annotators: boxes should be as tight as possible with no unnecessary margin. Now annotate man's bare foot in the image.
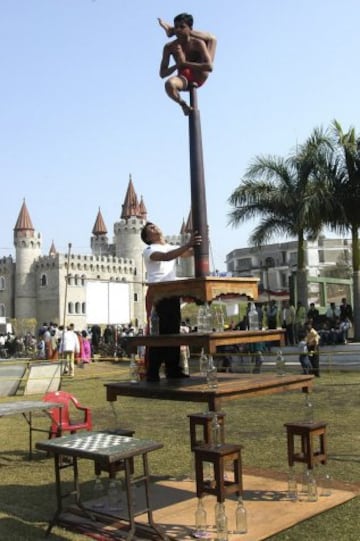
[157,18,173,37]
[179,100,193,116]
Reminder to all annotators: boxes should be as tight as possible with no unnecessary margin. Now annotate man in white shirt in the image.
[141,222,201,381]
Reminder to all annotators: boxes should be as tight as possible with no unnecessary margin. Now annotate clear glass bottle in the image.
[199,348,208,377]
[150,307,159,335]
[211,413,221,447]
[215,501,228,541]
[107,478,122,511]
[206,355,218,390]
[248,302,259,330]
[92,475,105,508]
[197,305,205,333]
[300,466,310,498]
[307,470,318,502]
[194,497,207,537]
[129,355,139,383]
[304,393,314,423]
[320,473,332,497]
[287,467,298,501]
[275,350,286,376]
[234,497,248,534]
[203,302,213,332]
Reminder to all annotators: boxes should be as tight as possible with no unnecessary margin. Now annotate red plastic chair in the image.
[43,390,92,438]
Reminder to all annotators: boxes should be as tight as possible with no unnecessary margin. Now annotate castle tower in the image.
[114,174,147,326]
[91,207,109,255]
[13,200,42,320]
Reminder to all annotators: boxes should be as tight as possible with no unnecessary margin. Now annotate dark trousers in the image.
[147,297,182,380]
[307,345,320,377]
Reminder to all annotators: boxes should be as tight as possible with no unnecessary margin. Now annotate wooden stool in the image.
[188,412,226,451]
[94,428,135,478]
[194,443,243,503]
[284,421,327,470]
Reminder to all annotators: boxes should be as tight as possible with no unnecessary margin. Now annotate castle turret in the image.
[91,207,109,255]
[13,200,42,320]
[114,175,147,326]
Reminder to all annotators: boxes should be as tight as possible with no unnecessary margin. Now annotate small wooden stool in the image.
[188,412,226,451]
[194,443,243,502]
[94,428,135,478]
[284,421,327,470]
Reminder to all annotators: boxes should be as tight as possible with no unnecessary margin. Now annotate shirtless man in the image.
[158,14,217,115]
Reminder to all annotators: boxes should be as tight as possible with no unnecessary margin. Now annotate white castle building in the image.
[0,176,192,334]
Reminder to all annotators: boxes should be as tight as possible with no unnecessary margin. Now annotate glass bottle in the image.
[234,497,248,534]
[92,475,105,508]
[287,468,298,501]
[206,355,218,390]
[203,302,213,332]
[194,497,207,537]
[300,466,310,498]
[307,470,318,502]
[129,355,139,383]
[150,307,159,335]
[215,501,228,541]
[320,473,332,497]
[275,350,286,376]
[197,305,205,333]
[304,393,314,423]
[107,478,122,511]
[211,413,221,447]
[248,302,259,330]
[199,348,208,378]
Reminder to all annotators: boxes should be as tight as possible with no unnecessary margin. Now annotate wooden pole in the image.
[188,86,210,277]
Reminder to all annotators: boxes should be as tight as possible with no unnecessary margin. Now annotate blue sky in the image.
[1,0,359,270]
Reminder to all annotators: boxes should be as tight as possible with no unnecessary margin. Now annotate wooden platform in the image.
[146,276,259,305]
[125,329,285,355]
[105,373,313,412]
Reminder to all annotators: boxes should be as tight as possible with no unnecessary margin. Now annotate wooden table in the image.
[105,373,313,412]
[125,329,285,356]
[0,400,63,459]
[36,432,167,540]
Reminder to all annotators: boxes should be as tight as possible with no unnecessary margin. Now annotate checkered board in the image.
[61,433,134,453]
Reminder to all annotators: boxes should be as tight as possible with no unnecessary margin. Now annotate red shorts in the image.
[179,68,204,88]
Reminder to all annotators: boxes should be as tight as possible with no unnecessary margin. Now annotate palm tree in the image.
[228,128,332,307]
[325,120,360,338]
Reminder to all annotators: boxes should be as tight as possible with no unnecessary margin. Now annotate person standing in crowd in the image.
[140,221,201,382]
[282,300,295,346]
[80,330,92,366]
[307,303,320,328]
[266,300,278,330]
[59,323,80,377]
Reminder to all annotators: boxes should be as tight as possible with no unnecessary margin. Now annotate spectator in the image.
[266,300,278,330]
[326,302,340,328]
[282,300,295,346]
[340,298,353,324]
[307,303,320,328]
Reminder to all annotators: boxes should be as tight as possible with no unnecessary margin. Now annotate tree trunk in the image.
[296,231,308,307]
[351,225,360,339]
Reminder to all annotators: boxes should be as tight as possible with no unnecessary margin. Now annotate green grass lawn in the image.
[0,361,359,540]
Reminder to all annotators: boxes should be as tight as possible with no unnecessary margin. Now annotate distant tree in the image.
[324,120,360,338]
[228,128,332,307]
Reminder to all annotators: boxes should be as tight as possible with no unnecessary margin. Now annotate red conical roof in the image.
[121,174,141,219]
[14,200,34,231]
[92,208,108,236]
[49,240,57,256]
[139,195,147,219]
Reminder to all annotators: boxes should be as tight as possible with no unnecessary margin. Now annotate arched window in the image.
[41,274,47,286]
[134,293,138,302]
[75,302,80,314]
[0,276,5,290]
[68,302,74,314]
[0,304,5,317]
[82,302,86,314]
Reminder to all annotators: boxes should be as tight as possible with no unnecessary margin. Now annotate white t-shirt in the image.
[143,243,178,283]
